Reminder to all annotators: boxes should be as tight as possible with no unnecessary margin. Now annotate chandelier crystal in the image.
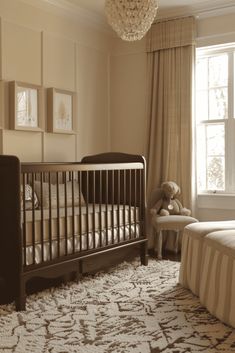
[105,0,158,41]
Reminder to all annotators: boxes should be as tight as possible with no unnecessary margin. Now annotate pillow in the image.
[34,180,85,209]
[21,184,39,210]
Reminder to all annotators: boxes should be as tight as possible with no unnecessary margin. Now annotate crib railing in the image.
[0,154,147,310]
[20,161,145,270]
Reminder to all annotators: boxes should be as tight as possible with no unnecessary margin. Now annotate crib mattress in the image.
[22,204,139,246]
[22,204,140,265]
[24,223,140,265]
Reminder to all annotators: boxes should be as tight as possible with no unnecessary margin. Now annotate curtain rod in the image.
[152,14,197,25]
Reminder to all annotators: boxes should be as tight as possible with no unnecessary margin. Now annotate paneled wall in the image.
[110,40,147,156]
[0,0,111,162]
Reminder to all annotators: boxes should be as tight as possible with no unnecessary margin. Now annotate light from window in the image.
[196,44,235,194]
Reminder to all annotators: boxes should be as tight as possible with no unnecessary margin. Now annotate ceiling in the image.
[62,0,235,19]
[24,0,234,35]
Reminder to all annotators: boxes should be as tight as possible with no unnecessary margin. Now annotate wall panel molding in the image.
[2,20,42,84]
[0,18,2,81]
[43,31,76,91]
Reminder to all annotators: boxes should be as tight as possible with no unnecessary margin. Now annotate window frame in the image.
[196,44,235,195]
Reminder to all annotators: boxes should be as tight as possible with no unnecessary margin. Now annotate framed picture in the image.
[0,81,4,129]
[9,81,43,131]
[47,88,76,134]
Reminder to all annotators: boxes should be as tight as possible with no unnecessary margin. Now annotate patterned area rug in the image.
[1,259,235,353]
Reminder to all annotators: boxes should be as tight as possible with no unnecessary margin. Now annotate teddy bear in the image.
[150,181,191,217]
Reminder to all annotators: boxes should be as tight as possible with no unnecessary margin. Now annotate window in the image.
[196,43,235,194]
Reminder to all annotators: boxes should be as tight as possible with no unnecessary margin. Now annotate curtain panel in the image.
[146,16,196,210]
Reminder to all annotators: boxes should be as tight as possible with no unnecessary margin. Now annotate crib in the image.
[0,152,148,311]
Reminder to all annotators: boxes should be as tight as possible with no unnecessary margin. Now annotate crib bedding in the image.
[24,224,140,265]
[22,204,139,246]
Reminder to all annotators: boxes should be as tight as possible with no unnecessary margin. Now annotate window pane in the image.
[207,156,225,190]
[209,54,228,88]
[209,88,228,119]
[196,90,208,122]
[196,58,208,90]
[197,123,225,191]
[197,125,206,190]
[207,124,224,155]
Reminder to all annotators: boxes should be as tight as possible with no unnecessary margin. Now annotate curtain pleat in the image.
[146,17,196,208]
[145,16,196,249]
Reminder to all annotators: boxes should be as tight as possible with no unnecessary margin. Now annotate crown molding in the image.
[19,0,113,36]
[19,0,235,36]
[156,0,235,21]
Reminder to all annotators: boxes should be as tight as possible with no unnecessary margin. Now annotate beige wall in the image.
[110,39,147,155]
[0,0,112,162]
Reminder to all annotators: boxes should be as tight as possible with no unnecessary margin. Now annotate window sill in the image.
[197,193,235,210]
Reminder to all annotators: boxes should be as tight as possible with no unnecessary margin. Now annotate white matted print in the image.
[10,81,43,131]
[17,86,38,128]
[48,88,75,134]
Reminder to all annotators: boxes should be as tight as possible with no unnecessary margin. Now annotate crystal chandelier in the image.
[105,0,158,41]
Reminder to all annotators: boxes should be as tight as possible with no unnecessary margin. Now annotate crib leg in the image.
[15,280,26,311]
[79,261,83,276]
[63,273,71,284]
[140,242,148,266]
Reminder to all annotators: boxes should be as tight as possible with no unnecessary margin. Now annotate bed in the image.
[0,152,148,311]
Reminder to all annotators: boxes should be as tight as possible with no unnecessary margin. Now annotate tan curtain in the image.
[146,16,196,210]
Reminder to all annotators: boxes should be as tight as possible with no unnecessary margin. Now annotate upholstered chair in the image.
[149,189,198,259]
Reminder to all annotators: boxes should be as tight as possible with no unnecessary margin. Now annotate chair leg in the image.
[154,230,163,260]
[174,230,180,254]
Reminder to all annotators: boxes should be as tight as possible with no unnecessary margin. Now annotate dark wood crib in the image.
[0,152,148,311]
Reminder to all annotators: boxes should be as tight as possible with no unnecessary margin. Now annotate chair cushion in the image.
[152,215,198,231]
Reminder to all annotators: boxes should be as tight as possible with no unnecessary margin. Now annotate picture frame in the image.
[47,88,76,134]
[0,81,4,129]
[9,81,43,131]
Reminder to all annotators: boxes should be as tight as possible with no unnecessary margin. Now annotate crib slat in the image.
[134,169,137,238]
[117,170,120,243]
[78,171,82,252]
[40,172,45,262]
[129,169,132,240]
[86,171,89,251]
[111,170,114,244]
[99,170,102,247]
[139,169,143,236]
[64,172,68,256]
[56,172,60,258]
[92,171,96,249]
[22,174,27,267]
[31,174,36,265]
[48,173,52,261]
[141,168,145,237]
[123,169,126,241]
[71,173,75,254]
[105,170,108,246]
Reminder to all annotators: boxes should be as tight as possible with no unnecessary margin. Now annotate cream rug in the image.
[1,259,235,353]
